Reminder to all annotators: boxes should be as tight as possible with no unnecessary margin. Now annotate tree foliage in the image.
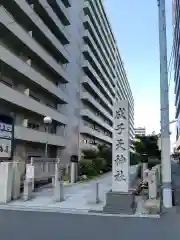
[134,135,161,161]
[79,145,112,177]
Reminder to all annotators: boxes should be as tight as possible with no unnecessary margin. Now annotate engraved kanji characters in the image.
[114,170,126,181]
[115,107,126,120]
[114,154,126,166]
[115,122,125,135]
[116,139,126,150]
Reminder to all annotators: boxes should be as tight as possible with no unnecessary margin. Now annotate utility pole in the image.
[157,0,172,208]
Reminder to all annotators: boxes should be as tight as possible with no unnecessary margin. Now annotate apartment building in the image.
[134,127,146,136]
[0,0,71,164]
[80,0,134,150]
[0,0,134,167]
[173,0,180,149]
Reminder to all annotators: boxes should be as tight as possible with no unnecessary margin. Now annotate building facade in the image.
[0,0,134,170]
[173,0,180,149]
[134,127,146,136]
[80,0,134,151]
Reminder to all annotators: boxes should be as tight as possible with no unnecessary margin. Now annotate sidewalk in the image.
[0,173,113,213]
[0,166,146,215]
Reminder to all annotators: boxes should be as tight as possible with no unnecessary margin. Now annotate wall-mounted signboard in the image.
[0,114,14,160]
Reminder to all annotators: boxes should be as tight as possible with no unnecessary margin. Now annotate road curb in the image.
[0,204,160,218]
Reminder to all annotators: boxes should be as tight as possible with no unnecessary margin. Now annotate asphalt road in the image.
[0,162,179,240]
[172,161,180,185]
[0,209,179,240]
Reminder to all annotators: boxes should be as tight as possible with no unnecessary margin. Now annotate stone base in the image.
[143,199,160,214]
[103,190,136,214]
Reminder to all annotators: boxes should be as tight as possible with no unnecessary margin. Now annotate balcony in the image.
[15,126,66,147]
[82,60,114,102]
[81,76,112,112]
[81,91,113,123]
[0,44,67,103]
[61,0,71,8]
[38,0,70,43]
[90,0,115,55]
[80,109,113,133]
[82,44,116,93]
[0,82,67,124]
[83,15,114,74]
[0,7,69,83]
[117,72,130,102]
[80,125,112,144]
[83,29,115,78]
[47,0,70,26]
[3,0,69,63]
[83,1,115,65]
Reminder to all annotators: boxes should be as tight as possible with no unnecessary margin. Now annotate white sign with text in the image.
[0,138,12,158]
[112,100,129,192]
[0,121,13,159]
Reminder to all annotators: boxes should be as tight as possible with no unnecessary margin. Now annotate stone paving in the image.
[0,166,142,215]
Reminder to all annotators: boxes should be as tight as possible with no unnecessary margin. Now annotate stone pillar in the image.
[54,162,64,202]
[0,162,13,203]
[12,161,21,200]
[103,100,135,214]
[142,163,148,182]
[148,169,157,199]
[87,182,100,204]
[70,162,76,183]
[26,163,35,192]
[70,155,78,183]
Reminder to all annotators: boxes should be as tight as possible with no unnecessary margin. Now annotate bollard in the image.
[95,182,100,204]
[142,163,148,181]
[23,180,33,201]
[12,161,21,200]
[52,176,55,187]
[26,164,35,191]
[54,161,64,202]
[54,180,64,202]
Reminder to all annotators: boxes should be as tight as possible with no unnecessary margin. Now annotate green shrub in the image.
[78,159,98,177]
[130,152,141,165]
[93,158,106,173]
[148,158,161,169]
[97,145,112,171]
[82,149,97,159]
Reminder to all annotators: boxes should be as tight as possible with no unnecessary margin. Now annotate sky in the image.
[104,0,176,149]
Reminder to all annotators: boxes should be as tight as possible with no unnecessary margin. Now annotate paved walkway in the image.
[0,166,140,214]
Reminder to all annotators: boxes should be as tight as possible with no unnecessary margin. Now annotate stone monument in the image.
[103,100,135,214]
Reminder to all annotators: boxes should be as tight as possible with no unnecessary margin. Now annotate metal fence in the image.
[29,157,69,183]
[30,157,58,182]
